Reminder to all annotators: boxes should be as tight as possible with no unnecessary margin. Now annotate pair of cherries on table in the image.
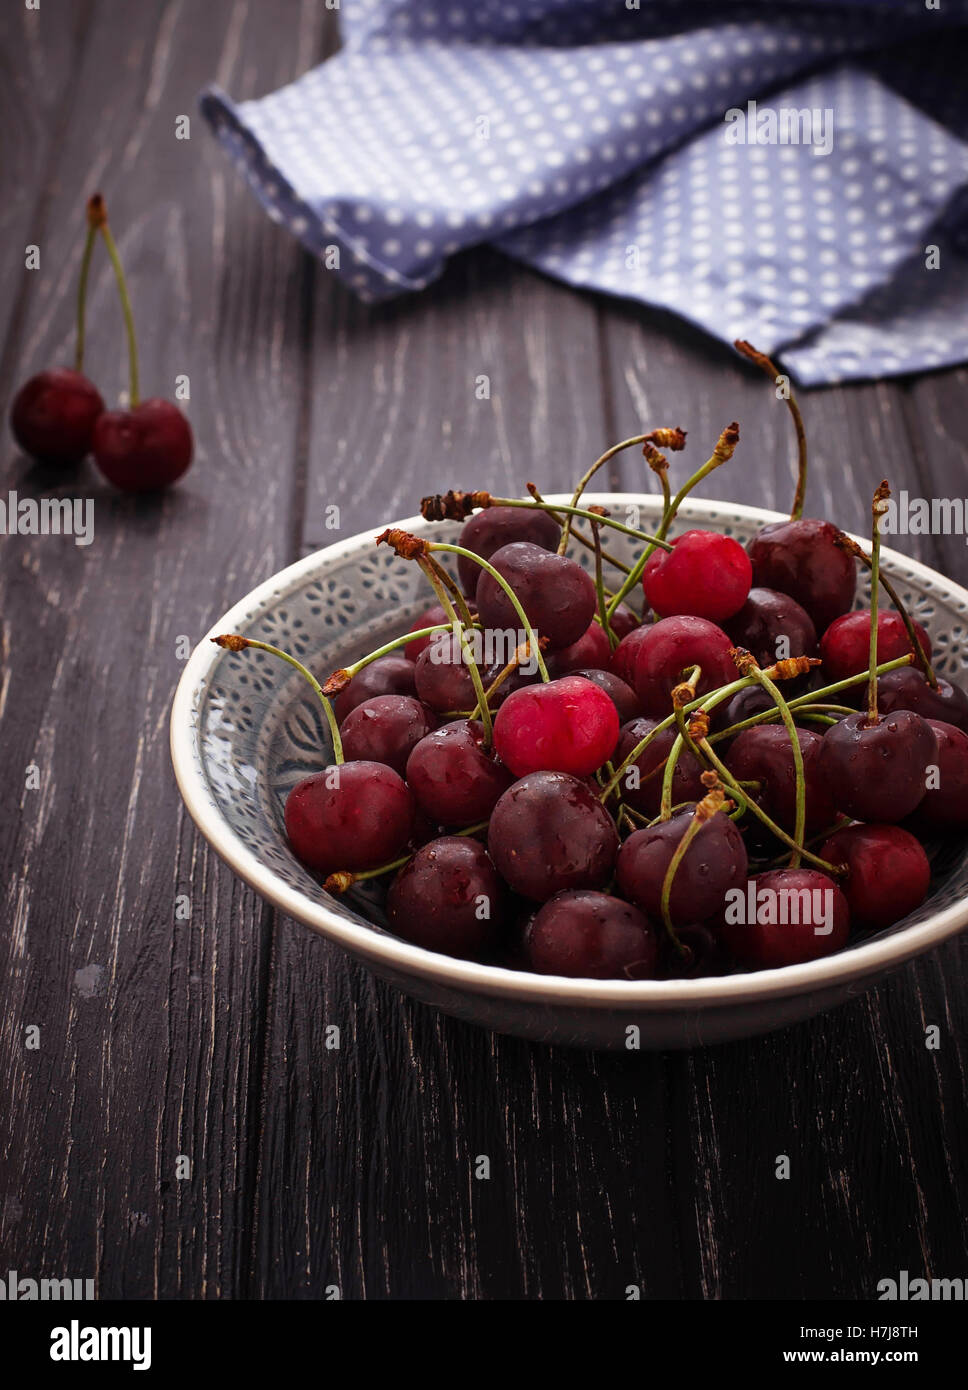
[9,194,192,492]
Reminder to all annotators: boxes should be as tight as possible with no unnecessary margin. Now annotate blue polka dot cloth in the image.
[201,0,968,385]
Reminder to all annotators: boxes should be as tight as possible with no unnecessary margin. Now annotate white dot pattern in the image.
[199,0,968,383]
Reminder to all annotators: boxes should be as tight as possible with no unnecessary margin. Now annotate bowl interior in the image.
[182,495,968,985]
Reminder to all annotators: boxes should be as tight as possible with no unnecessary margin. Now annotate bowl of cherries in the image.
[171,354,968,1048]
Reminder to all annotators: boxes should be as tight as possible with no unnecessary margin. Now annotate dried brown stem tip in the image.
[688,709,711,742]
[420,490,491,522]
[711,422,741,465]
[672,681,697,709]
[321,668,352,696]
[834,531,865,559]
[645,427,688,452]
[86,193,107,228]
[211,633,250,652]
[730,645,758,676]
[642,441,669,475]
[324,871,355,895]
[695,785,727,822]
[765,655,822,681]
[375,527,430,560]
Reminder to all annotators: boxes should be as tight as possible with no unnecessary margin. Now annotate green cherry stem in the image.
[527,484,632,576]
[733,649,806,869]
[734,340,807,521]
[89,194,140,408]
[212,634,343,763]
[428,541,551,681]
[418,555,493,745]
[75,202,99,374]
[867,482,891,724]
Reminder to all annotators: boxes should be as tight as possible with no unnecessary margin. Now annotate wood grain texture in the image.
[1,1,966,1303]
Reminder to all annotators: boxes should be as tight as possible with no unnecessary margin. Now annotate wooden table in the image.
[2,0,966,1301]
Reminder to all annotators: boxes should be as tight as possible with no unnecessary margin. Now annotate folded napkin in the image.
[201,0,968,384]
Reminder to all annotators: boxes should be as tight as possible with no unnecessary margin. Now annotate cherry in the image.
[457,505,560,595]
[821,611,931,689]
[475,541,596,652]
[492,675,619,778]
[386,835,505,958]
[551,618,611,673]
[405,718,512,825]
[614,717,705,817]
[724,587,817,668]
[525,890,658,979]
[747,518,856,633]
[906,720,968,832]
[818,709,936,823]
[819,824,930,930]
[569,668,640,724]
[608,603,642,642]
[414,631,479,712]
[338,694,437,776]
[285,761,414,873]
[334,655,417,723]
[642,529,752,622]
[631,615,736,717]
[10,368,104,465]
[726,725,836,836]
[609,625,653,687]
[616,807,748,928]
[92,398,193,492]
[405,600,476,661]
[719,869,850,969]
[658,922,732,978]
[488,771,619,901]
[876,666,968,732]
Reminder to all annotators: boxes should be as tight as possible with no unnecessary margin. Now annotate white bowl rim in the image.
[170,493,968,1010]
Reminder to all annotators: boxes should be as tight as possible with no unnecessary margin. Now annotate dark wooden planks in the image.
[0,0,325,1299]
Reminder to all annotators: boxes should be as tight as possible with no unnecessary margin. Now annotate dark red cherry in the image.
[405,719,512,826]
[386,836,505,958]
[608,603,642,642]
[819,824,930,930]
[551,619,611,673]
[747,517,856,633]
[457,505,561,595]
[719,869,850,968]
[338,695,437,776]
[876,666,968,732]
[726,724,836,836]
[404,600,476,661]
[642,529,751,622]
[475,541,596,652]
[609,625,653,687]
[334,655,417,723]
[414,631,479,712]
[616,807,748,928]
[724,586,817,667]
[906,720,968,832]
[10,367,104,465]
[492,675,619,777]
[285,761,414,873]
[525,890,658,979]
[631,615,736,717]
[92,398,193,491]
[569,668,640,723]
[818,710,936,822]
[488,771,619,901]
[658,922,732,978]
[821,611,931,690]
[614,717,705,817]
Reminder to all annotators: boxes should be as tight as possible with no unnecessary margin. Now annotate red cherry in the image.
[616,806,748,928]
[609,625,653,686]
[818,709,936,823]
[748,518,857,633]
[819,824,930,930]
[551,618,612,673]
[404,601,476,661]
[726,724,836,836]
[386,835,505,958]
[492,675,619,777]
[906,720,968,832]
[10,368,104,465]
[526,889,658,979]
[338,694,437,776]
[474,541,596,652]
[334,656,416,723]
[487,771,619,901]
[456,505,560,596]
[720,869,850,968]
[405,718,512,826]
[284,761,414,873]
[724,587,817,667]
[569,668,640,723]
[642,529,752,622]
[614,717,706,817]
[820,611,931,688]
[92,398,193,491]
[631,615,736,717]
[876,667,968,732]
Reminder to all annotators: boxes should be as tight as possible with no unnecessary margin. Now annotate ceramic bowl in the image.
[170,495,968,1049]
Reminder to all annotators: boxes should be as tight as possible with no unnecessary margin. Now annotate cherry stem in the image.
[659,813,704,953]
[418,556,492,745]
[526,483,631,576]
[324,819,490,895]
[734,340,807,521]
[429,542,551,681]
[867,482,891,724]
[839,533,938,689]
[589,517,619,649]
[93,199,140,408]
[491,495,673,552]
[211,635,343,763]
[606,422,739,618]
[557,432,677,555]
[735,651,806,869]
[75,217,98,374]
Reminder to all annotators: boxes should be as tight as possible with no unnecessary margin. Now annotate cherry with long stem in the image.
[731,646,806,868]
[212,634,343,762]
[835,530,938,689]
[418,553,493,745]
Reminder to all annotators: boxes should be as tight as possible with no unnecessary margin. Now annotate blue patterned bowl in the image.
[170,495,968,1048]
